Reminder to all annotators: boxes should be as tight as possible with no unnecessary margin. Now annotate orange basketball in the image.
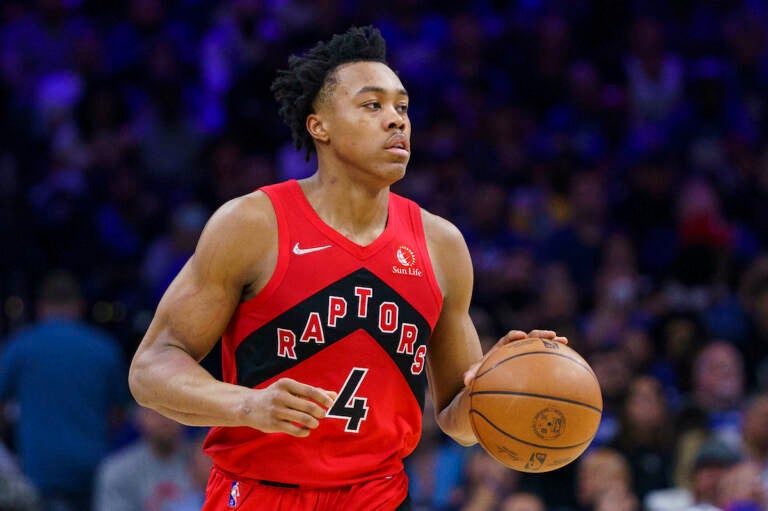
[469,338,602,472]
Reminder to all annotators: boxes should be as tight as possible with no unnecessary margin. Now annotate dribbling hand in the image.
[247,378,337,437]
[463,329,568,386]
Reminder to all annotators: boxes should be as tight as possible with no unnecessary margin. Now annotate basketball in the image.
[469,338,602,472]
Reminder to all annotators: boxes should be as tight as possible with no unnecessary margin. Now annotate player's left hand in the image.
[462,329,568,386]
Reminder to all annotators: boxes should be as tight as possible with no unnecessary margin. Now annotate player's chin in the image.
[371,161,408,184]
[387,165,408,184]
[390,160,409,175]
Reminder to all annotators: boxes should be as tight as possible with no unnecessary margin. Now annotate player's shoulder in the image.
[419,208,467,251]
[194,190,277,267]
[206,190,276,235]
[419,208,472,299]
[201,191,277,243]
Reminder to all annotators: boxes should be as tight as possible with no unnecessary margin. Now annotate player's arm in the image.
[422,212,565,446]
[129,193,334,437]
[422,211,483,446]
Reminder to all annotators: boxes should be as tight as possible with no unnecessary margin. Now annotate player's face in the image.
[316,61,410,184]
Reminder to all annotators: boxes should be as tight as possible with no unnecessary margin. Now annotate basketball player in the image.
[129,26,565,511]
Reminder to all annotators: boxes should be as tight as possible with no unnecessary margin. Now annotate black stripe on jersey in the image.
[235,268,431,410]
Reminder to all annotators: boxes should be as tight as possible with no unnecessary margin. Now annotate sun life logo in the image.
[393,245,423,277]
[396,246,416,267]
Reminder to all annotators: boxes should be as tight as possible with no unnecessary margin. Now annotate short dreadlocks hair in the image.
[271,26,388,160]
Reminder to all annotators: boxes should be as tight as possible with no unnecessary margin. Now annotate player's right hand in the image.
[463,329,568,386]
[247,378,337,437]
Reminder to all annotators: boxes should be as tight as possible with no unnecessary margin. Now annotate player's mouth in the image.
[384,133,410,157]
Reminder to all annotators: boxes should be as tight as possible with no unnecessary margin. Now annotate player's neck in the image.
[298,172,389,246]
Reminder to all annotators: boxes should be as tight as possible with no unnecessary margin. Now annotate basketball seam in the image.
[469,390,603,413]
[469,409,595,450]
[475,351,594,380]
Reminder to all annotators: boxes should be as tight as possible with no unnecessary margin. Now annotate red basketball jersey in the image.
[203,180,443,487]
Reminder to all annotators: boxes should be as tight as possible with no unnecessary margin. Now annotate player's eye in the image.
[397,104,408,114]
[363,102,381,110]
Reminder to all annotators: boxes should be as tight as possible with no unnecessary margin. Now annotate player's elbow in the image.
[128,350,156,408]
[435,409,478,447]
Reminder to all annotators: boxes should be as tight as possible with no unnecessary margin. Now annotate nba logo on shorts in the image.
[228,481,240,507]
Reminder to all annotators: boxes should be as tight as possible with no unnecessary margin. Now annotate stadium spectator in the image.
[163,433,212,511]
[611,375,674,501]
[739,393,768,480]
[679,341,747,448]
[500,492,546,511]
[717,461,767,511]
[573,447,637,511]
[93,407,197,511]
[458,448,520,511]
[0,439,40,511]
[0,270,129,511]
[646,436,741,511]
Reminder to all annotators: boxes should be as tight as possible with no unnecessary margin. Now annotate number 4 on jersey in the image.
[326,368,369,432]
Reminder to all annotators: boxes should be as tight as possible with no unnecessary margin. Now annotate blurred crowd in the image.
[1,0,768,510]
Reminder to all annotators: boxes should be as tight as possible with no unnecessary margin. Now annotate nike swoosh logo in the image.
[292,242,332,255]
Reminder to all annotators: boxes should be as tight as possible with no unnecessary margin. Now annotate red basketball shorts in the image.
[202,465,410,511]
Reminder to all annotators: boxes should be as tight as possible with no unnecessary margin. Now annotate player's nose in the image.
[384,106,406,131]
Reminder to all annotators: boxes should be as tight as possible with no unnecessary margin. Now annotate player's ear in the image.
[307,113,330,144]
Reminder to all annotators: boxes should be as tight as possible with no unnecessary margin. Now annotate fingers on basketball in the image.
[468,338,601,473]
